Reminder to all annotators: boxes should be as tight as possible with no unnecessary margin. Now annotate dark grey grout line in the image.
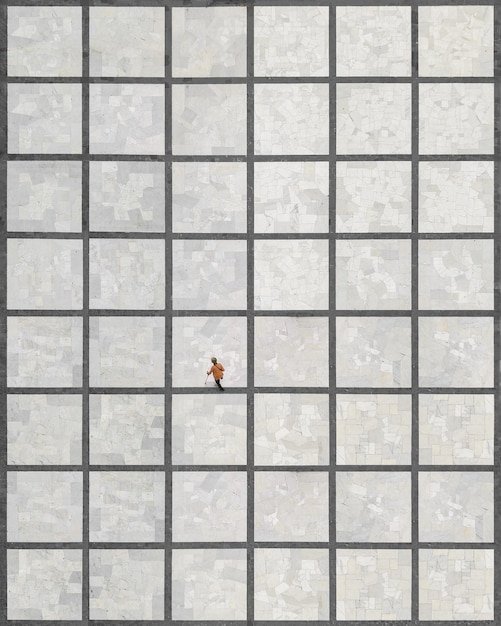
[6,541,496,550]
[246,3,255,622]
[328,3,337,623]
[81,3,90,624]
[3,0,498,5]
[3,75,497,84]
[5,153,500,162]
[0,2,7,624]
[7,464,495,473]
[493,2,501,623]
[164,5,173,624]
[4,309,497,317]
[410,2,419,622]
[5,386,496,395]
[5,230,498,240]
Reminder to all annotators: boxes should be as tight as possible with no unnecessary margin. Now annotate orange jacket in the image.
[208,363,224,380]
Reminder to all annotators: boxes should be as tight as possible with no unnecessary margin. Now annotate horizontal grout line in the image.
[5,232,497,240]
[5,309,496,317]
[6,541,495,550]
[6,387,495,395]
[3,76,497,83]
[5,153,500,161]
[7,465,494,473]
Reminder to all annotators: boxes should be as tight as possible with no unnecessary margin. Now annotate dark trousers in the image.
[215,379,225,391]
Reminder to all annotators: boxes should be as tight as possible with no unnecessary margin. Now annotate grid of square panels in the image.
[2,2,499,625]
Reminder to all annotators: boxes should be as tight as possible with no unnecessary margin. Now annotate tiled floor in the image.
[1,2,499,624]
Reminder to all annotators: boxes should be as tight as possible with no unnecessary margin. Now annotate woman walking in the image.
[207,357,225,391]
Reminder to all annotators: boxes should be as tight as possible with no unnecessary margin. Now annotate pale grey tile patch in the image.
[172,7,247,78]
[254,316,329,387]
[172,161,247,234]
[172,84,247,156]
[172,471,247,542]
[171,394,247,465]
[337,83,412,155]
[254,6,329,77]
[336,6,411,77]
[89,471,165,542]
[172,239,247,310]
[8,84,82,154]
[419,549,494,620]
[7,316,83,388]
[254,471,329,541]
[89,394,164,465]
[336,394,412,465]
[89,7,165,78]
[8,6,82,77]
[172,549,247,620]
[336,549,412,621]
[254,161,329,234]
[419,6,494,77]
[89,549,164,620]
[254,83,329,155]
[89,84,165,155]
[419,83,494,155]
[254,239,329,310]
[419,316,494,388]
[7,549,82,620]
[8,394,82,466]
[7,238,83,310]
[336,471,412,542]
[254,393,329,466]
[7,471,82,542]
[7,161,82,233]
[89,161,165,233]
[254,548,329,621]
[419,394,494,465]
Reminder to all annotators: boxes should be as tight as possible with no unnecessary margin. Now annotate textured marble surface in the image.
[337,84,411,154]
[172,472,247,542]
[336,394,412,465]
[337,7,411,76]
[254,161,329,233]
[89,549,164,620]
[336,472,411,542]
[337,550,412,620]
[172,7,246,78]
[254,239,329,310]
[254,471,329,541]
[254,548,329,620]
[8,238,83,310]
[8,394,82,465]
[8,84,82,154]
[172,162,247,233]
[8,471,82,542]
[172,394,247,465]
[89,7,164,78]
[89,161,165,233]
[90,395,164,465]
[173,240,247,310]
[172,549,247,620]
[8,6,82,77]
[254,6,329,77]
[254,317,329,387]
[8,550,82,620]
[254,393,329,465]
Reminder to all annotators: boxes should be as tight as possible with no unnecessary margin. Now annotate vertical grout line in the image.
[81,2,90,624]
[0,4,7,625]
[246,1,255,621]
[164,3,173,624]
[410,2,419,624]
[328,2,337,623]
[493,2,501,623]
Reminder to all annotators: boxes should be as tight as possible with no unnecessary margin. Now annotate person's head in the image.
[211,357,217,364]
